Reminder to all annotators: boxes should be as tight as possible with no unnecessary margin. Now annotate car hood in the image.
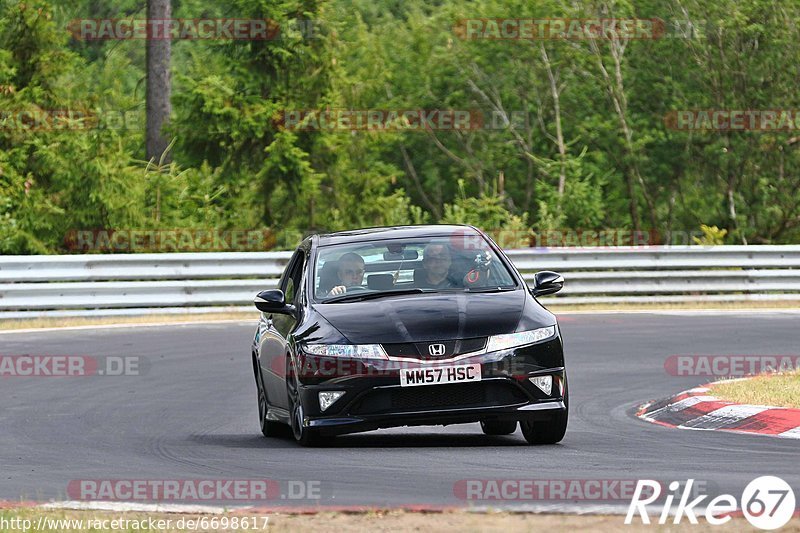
[312,290,529,343]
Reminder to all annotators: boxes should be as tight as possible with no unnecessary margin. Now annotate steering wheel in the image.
[345,286,369,293]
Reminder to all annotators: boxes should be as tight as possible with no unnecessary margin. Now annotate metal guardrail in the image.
[1,246,799,318]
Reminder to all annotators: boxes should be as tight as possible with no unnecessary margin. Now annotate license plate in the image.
[399,364,481,387]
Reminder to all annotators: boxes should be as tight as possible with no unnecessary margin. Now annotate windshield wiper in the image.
[464,286,517,293]
[323,288,435,303]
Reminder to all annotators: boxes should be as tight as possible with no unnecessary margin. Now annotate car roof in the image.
[312,225,482,247]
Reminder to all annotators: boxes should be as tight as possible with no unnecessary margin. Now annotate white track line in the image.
[467,503,724,517]
[0,320,255,335]
[467,503,632,515]
[40,501,252,514]
[37,501,692,517]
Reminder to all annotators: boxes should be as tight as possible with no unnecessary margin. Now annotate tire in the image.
[287,362,329,447]
[520,388,569,445]
[255,366,285,438]
[480,420,517,435]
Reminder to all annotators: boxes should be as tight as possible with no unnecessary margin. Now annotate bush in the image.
[441,180,531,248]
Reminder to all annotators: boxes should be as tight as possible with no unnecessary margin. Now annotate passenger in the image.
[327,252,365,296]
[415,243,457,289]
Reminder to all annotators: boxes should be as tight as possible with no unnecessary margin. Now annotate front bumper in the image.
[294,336,566,436]
[307,397,566,436]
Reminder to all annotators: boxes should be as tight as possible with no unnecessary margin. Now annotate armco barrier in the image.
[1,246,799,317]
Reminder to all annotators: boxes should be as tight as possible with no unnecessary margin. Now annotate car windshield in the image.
[313,235,517,302]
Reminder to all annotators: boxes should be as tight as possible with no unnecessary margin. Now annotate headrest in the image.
[318,260,340,294]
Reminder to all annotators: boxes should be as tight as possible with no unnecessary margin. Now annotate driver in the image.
[327,252,365,296]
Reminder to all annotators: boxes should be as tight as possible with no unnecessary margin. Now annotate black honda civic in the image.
[251,225,567,446]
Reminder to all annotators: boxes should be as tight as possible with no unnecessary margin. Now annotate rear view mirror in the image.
[531,271,564,297]
[383,250,418,261]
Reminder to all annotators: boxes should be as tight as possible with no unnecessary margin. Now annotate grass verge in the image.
[713,370,800,409]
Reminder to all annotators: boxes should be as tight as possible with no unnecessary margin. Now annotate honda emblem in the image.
[428,343,446,356]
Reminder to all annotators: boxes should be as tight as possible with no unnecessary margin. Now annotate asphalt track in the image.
[2,312,799,508]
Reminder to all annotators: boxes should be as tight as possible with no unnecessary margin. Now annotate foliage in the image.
[441,180,531,248]
[692,224,728,246]
[2,0,800,252]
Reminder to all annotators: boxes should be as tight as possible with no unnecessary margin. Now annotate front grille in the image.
[382,337,487,361]
[349,381,528,415]
[390,382,487,410]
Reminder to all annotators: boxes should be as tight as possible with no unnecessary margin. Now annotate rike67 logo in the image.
[626,476,796,530]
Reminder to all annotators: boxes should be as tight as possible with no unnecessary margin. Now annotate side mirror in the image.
[254,289,295,315]
[531,271,564,297]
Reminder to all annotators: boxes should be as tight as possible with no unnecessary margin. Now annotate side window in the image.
[281,250,305,305]
[284,277,296,306]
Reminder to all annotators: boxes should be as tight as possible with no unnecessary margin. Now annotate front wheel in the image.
[521,389,569,445]
[287,363,329,447]
[256,368,285,438]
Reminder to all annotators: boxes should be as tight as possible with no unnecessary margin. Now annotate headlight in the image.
[486,326,556,352]
[302,344,388,360]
